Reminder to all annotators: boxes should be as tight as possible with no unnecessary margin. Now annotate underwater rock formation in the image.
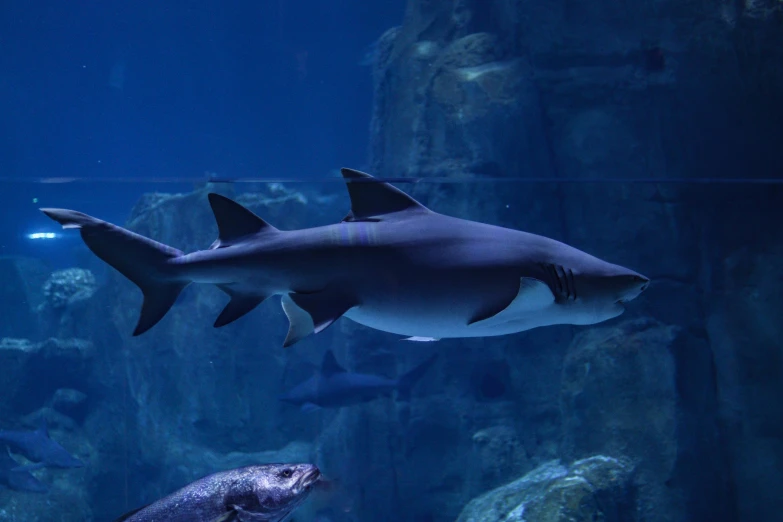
[362,1,783,520]
[0,338,94,419]
[41,268,97,311]
[15,1,781,520]
[560,318,728,521]
[0,257,49,340]
[455,455,633,522]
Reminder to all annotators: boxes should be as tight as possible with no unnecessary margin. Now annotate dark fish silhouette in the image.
[114,463,320,522]
[0,448,48,493]
[41,168,648,347]
[0,419,83,469]
[279,350,437,412]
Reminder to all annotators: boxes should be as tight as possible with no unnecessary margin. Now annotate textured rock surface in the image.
[0,257,49,340]
[560,318,729,521]
[361,1,783,521]
[42,268,97,310]
[455,456,633,522]
[0,338,94,419]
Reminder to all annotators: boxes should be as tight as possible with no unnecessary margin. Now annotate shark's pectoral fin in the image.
[402,336,440,342]
[280,289,358,348]
[214,286,268,328]
[468,277,555,327]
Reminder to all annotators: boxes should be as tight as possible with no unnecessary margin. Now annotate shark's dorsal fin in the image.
[208,193,278,248]
[320,350,346,377]
[340,168,428,220]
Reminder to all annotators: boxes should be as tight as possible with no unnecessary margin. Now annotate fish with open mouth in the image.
[114,463,321,522]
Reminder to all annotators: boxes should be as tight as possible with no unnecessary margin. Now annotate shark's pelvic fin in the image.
[280,290,358,348]
[340,168,429,221]
[468,277,555,327]
[40,207,188,336]
[214,286,269,328]
[320,350,347,376]
[207,193,278,249]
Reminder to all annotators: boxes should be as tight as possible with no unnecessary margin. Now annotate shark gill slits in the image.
[543,263,576,301]
[566,267,577,300]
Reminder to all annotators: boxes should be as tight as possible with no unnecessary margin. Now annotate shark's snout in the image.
[616,274,649,303]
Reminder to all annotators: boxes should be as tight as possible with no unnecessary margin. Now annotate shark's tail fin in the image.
[40,208,188,336]
[397,352,439,402]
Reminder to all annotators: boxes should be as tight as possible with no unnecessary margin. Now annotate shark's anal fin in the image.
[468,277,555,327]
[340,168,429,220]
[280,290,358,348]
[214,286,268,328]
[207,193,278,248]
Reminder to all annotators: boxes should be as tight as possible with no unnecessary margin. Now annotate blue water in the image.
[1,2,782,522]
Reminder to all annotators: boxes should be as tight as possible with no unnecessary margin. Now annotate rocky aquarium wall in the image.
[2,0,783,521]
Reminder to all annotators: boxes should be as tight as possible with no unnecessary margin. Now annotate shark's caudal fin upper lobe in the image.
[40,208,188,336]
[397,353,439,401]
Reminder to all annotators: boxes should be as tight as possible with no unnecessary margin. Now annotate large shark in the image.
[40,168,649,347]
[279,350,438,411]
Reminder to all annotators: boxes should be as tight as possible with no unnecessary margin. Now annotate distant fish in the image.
[279,350,438,412]
[0,419,84,469]
[113,463,321,522]
[0,448,48,493]
[40,168,649,348]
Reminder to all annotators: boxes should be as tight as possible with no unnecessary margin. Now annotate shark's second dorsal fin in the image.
[320,350,346,377]
[208,193,278,248]
[340,168,428,220]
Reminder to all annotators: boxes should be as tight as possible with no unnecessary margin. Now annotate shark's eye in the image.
[279,468,293,479]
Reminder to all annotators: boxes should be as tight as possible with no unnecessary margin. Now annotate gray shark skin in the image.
[113,463,320,522]
[40,168,649,347]
[0,419,84,469]
[279,350,438,411]
[0,448,48,493]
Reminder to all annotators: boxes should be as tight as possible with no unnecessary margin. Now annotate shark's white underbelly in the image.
[343,305,565,338]
[342,285,621,339]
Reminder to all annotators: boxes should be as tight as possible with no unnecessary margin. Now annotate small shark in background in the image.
[40,168,649,348]
[113,463,320,522]
[0,448,48,493]
[279,350,438,412]
[0,419,84,469]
